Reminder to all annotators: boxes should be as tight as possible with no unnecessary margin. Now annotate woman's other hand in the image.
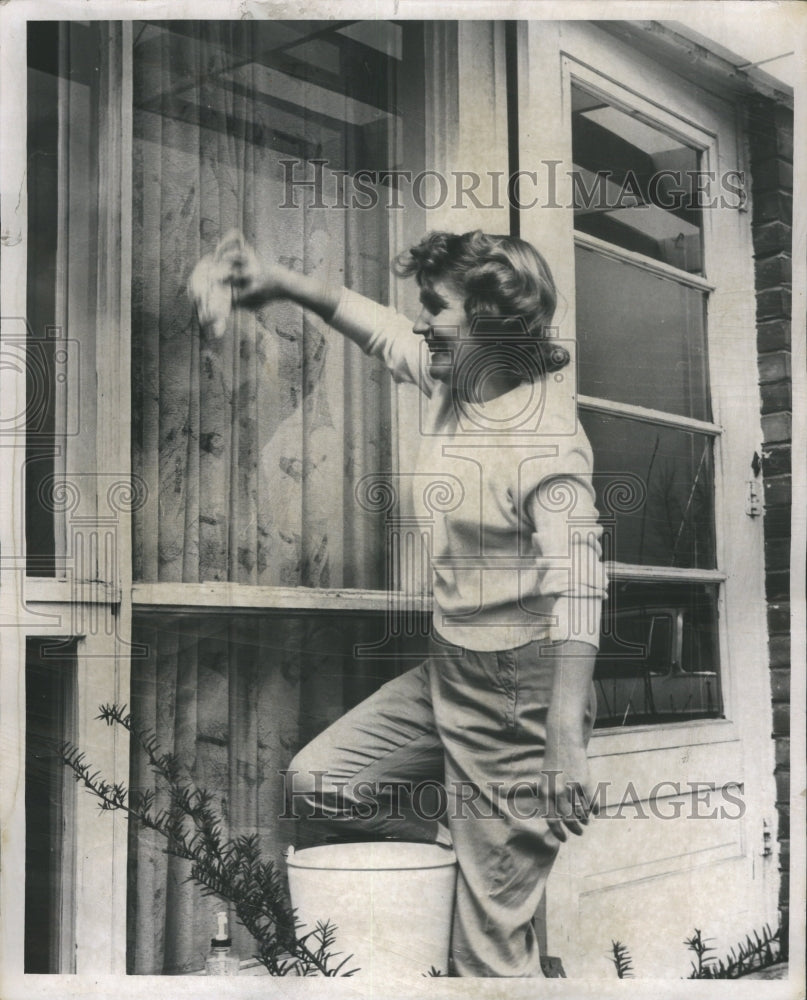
[539,733,597,843]
[539,638,600,843]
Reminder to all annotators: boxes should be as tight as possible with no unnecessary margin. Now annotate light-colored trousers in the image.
[285,635,597,977]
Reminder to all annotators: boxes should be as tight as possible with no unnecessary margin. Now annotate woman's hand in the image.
[213,230,341,321]
[215,230,286,309]
[188,230,291,336]
[189,229,342,335]
[539,729,596,843]
[538,638,599,843]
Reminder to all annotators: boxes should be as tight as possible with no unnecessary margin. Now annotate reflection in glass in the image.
[571,82,704,274]
[575,245,711,420]
[580,410,716,570]
[595,580,722,727]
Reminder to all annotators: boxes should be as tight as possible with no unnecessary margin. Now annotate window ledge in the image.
[589,715,737,756]
[132,581,433,613]
[24,577,120,604]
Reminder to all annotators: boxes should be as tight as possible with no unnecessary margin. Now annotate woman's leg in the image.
[429,638,596,977]
[284,659,447,846]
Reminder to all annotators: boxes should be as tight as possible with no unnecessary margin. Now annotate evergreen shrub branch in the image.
[59,703,357,976]
[609,923,783,979]
[685,924,781,979]
[609,940,634,978]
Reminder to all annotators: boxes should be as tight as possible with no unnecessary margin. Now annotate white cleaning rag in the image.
[188,229,248,338]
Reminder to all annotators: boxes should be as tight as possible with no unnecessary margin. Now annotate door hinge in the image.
[746,479,763,517]
[761,818,773,858]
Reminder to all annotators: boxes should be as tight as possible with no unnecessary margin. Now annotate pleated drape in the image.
[127,614,344,973]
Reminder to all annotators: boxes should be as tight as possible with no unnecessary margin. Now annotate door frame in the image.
[516,19,777,973]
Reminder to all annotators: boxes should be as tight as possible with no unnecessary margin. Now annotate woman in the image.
[202,229,607,977]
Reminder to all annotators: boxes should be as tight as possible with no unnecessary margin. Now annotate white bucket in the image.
[286,841,457,979]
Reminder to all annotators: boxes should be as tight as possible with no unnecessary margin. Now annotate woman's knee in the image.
[286,743,322,789]
[283,739,345,818]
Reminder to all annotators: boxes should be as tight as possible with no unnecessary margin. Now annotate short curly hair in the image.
[393,230,555,329]
[392,230,566,372]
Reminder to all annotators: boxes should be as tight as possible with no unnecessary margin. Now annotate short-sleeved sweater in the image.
[333,287,608,653]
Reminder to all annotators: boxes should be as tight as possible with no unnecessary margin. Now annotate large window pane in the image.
[595,580,721,728]
[127,609,429,974]
[572,82,704,274]
[580,410,716,570]
[575,245,711,420]
[131,21,426,588]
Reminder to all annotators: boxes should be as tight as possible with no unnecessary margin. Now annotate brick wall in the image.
[748,96,793,951]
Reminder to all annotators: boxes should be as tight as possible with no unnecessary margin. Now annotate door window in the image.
[570,81,724,727]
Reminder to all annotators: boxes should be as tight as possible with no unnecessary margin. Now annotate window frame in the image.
[567,57,737,732]
[2,18,134,979]
[568,63,729,728]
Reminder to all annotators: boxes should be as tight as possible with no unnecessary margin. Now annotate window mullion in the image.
[578,395,722,436]
[69,21,133,977]
[574,231,716,292]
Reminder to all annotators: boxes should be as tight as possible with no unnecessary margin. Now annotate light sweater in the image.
[332,288,608,653]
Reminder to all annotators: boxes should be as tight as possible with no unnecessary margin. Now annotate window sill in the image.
[589,714,737,756]
[131,581,432,614]
[23,576,120,605]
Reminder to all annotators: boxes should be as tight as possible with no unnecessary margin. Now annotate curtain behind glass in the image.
[127,21,426,974]
[131,21,398,589]
[127,611,429,974]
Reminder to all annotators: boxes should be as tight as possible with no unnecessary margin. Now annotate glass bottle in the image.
[205,911,240,975]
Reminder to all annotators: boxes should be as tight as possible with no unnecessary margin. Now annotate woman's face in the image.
[412,277,473,385]
[412,276,527,400]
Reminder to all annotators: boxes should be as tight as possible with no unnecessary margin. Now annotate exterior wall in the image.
[748,96,793,949]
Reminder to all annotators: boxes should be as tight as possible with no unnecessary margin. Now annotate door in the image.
[517,21,777,977]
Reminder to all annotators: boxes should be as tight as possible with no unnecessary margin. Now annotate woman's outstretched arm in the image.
[209,232,430,392]
[210,231,389,357]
